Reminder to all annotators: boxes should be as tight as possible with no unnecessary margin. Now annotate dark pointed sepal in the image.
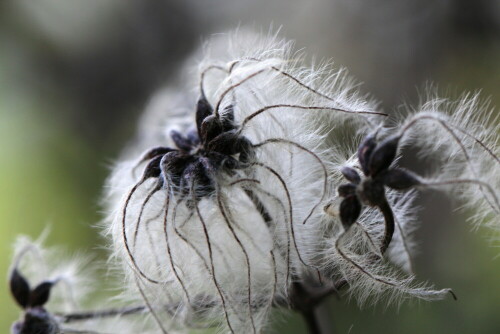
[141,154,165,180]
[196,95,214,135]
[170,130,193,152]
[357,134,377,176]
[221,104,236,131]
[200,115,224,144]
[338,183,356,197]
[137,146,174,165]
[383,168,421,190]
[341,166,361,184]
[339,195,362,230]
[10,269,31,309]
[29,281,54,308]
[368,134,401,177]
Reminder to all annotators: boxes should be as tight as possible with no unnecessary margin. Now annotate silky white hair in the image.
[64,30,500,333]
[6,30,498,334]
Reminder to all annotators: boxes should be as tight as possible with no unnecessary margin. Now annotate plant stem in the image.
[301,308,322,334]
[289,280,337,334]
[378,198,395,254]
[57,306,146,323]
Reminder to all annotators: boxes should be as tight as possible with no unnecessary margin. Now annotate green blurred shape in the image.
[0,106,103,331]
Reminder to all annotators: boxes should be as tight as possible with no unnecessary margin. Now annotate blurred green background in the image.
[1,0,499,333]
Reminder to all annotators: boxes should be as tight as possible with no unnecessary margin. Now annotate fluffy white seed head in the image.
[102,31,498,333]
[8,234,147,334]
[103,31,387,333]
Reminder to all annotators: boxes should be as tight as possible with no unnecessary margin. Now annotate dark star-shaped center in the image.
[135,96,255,202]
[338,133,421,236]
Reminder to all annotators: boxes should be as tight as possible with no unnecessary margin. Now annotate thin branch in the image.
[238,104,387,135]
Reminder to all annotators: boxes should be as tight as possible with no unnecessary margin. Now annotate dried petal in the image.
[341,166,361,184]
[141,154,164,180]
[10,269,30,309]
[29,281,54,307]
[340,195,362,230]
[369,134,401,176]
[196,95,214,134]
[357,134,377,176]
[137,146,174,165]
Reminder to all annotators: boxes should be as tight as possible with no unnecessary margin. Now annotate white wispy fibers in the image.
[396,93,500,227]
[323,89,499,308]
[102,30,499,334]
[103,30,385,333]
[10,234,90,316]
[8,235,142,334]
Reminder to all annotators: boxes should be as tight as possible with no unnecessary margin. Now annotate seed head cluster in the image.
[8,31,499,334]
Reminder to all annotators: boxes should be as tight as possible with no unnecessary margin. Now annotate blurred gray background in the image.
[1,0,499,333]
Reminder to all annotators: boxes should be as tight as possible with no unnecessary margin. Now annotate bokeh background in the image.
[1,0,499,333]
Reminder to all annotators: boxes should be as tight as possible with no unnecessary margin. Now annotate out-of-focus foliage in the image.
[1,0,499,333]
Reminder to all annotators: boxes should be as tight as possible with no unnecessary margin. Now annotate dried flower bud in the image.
[10,269,30,309]
[340,196,362,230]
[368,134,401,176]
